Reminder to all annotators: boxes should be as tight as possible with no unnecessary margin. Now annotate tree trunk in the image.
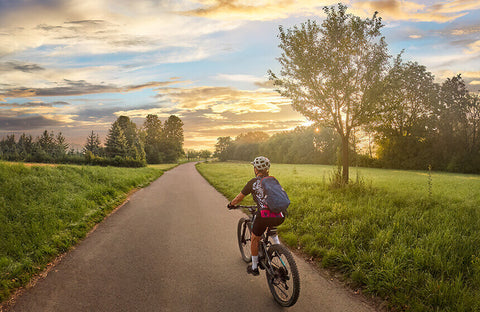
[342,135,349,184]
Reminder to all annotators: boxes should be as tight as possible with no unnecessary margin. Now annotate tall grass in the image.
[0,162,174,302]
[196,162,480,311]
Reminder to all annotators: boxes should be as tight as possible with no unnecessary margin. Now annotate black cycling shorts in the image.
[252,210,285,236]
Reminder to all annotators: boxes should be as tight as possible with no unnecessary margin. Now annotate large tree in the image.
[143,114,163,163]
[161,115,184,162]
[115,116,145,161]
[105,121,128,158]
[269,4,390,183]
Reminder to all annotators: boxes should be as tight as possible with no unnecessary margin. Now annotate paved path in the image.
[10,162,377,312]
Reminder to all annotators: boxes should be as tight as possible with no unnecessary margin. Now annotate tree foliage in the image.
[373,56,439,169]
[214,136,233,161]
[143,114,163,163]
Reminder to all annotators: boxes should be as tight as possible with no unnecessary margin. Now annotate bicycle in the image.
[231,205,300,307]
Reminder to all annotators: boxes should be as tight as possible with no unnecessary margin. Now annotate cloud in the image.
[431,0,480,15]
[0,115,64,131]
[0,101,70,107]
[214,74,274,89]
[450,25,480,36]
[465,40,480,54]
[0,0,243,58]
[203,113,226,120]
[0,61,45,73]
[180,0,333,21]
[155,85,289,114]
[0,79,183,99]
[353,0,473,23]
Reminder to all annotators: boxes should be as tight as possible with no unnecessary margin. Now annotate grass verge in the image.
[196,161,480,311]
[0,162,175,303]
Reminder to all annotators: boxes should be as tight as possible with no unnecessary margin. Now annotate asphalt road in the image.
[10,162,377,312]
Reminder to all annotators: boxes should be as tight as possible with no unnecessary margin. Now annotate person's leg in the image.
[248,212,266,275]
[250,233,261,269]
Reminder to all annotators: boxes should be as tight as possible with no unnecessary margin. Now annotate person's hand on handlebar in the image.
[228,193,245,210]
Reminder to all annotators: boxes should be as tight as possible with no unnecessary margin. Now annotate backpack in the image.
[260,176,290,214]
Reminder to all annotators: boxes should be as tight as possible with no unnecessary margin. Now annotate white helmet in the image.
[251,156,270,171]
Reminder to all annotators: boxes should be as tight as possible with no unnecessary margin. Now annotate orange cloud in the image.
[156,86,290,114]
[181,0,333,21]
[465,40,480,54]
[353,0,471,22]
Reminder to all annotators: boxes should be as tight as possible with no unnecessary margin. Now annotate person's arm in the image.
[230,192,245,206]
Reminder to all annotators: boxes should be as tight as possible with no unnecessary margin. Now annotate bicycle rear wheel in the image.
[266,244,300,307]
[237,218,252,263]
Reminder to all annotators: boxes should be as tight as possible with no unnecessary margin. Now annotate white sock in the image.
[271,235,280,245]
[251,256,258,270]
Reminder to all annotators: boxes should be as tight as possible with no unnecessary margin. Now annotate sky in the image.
[1,0,479,151]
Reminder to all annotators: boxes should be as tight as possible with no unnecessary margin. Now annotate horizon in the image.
[1,0,479,151]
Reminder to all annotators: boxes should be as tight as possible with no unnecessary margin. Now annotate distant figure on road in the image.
[227,156,285,276]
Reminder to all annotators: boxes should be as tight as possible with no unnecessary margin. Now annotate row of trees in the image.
[0,114,185,166]
[214,71,480,174]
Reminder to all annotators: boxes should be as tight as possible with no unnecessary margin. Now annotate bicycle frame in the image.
[236,205,280,277]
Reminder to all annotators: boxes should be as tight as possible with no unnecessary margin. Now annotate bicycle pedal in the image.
[258,262,265,270]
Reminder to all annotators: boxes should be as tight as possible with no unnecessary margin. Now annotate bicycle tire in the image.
[237,218,252,263]
[266,244,300,307]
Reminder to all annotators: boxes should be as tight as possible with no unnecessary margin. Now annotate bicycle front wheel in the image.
[266,244,300,307]
[237,218,252,263]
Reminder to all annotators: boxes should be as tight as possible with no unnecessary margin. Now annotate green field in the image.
[0,162,176,302]
[196,162,480,311]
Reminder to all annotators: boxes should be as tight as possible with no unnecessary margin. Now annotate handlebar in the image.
[229,205,257,213]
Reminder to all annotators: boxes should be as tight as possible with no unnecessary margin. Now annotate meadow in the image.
[0,162,176,302]
[196,162,480,311]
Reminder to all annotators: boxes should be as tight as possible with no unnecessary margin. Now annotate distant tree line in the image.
[186,149,212,161]
[0,114,184,167]
[214,128,342,166]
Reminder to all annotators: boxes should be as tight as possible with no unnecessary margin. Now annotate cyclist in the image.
[227,156,285,276]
